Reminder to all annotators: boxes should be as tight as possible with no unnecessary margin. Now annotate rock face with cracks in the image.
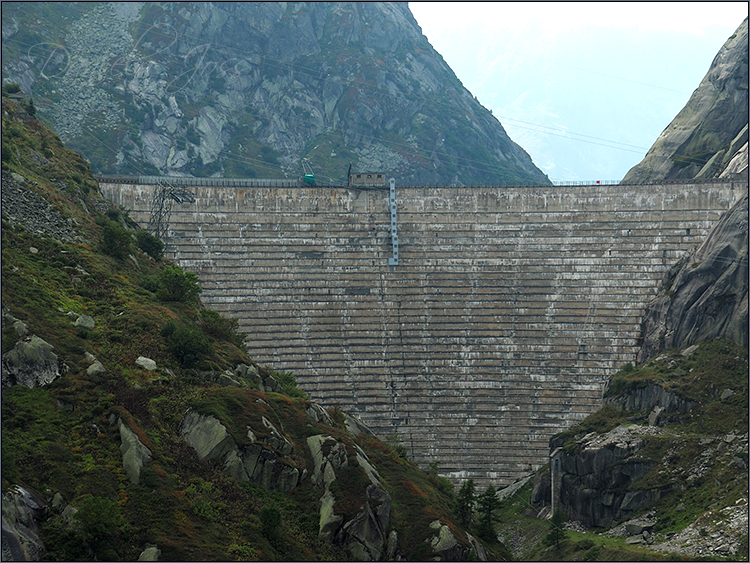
[638,193,748,363]
[622,18,748,183]
[0,2,549,186]
[306,434,393,561]
[179,411,300,493]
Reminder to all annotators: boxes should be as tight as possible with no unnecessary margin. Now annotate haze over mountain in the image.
[0,1,549,186]
[410,2,748,182]
[622,18,748,183]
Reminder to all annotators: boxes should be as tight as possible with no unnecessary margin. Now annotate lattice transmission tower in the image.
[148,180,196,242]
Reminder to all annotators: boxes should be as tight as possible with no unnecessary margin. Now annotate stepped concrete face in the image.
[100,179,746,488]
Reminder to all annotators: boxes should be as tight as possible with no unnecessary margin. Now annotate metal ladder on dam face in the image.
[388,178,399,266]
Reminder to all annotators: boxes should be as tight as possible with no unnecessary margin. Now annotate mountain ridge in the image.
[1,1,550,186]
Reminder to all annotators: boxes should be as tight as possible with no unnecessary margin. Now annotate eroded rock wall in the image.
[638,193,748,363]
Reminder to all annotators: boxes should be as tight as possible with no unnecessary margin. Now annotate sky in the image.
[408,2,748,182]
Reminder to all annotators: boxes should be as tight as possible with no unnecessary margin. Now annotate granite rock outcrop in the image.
[179,410,301,494]
[622,18,748,183]
[638,193,748,363]
[1,2,549,186]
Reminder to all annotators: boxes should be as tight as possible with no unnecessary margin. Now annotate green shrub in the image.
[139,274,161,293]
[163,324,211,367]
[160,321,176,338]
[1,142,14,164]
[72,495,123,560]
[268,369,306,398]
[2,83,21,94]
[259,503,282,542]
[200,308,245,347]
[157,266,202,303]
[101,223,132,260]
[135,230,164,260]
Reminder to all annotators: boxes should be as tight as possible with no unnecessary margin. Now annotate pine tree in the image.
[476,484,500,541]
[455,478,476,526]
[544,511,568,549]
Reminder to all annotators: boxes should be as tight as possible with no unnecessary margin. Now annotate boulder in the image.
[2,335,65,389]
[12,320,28,337]
[118,419,153,484]
[306,402,333,425]
[318,488,343,541]
[180,411,300,493]
[137,544,161,561]
[1,485,49,562]
[260,416,293,455]
[74,315,95,330]
[180,411,235,460]
[428,520,458,553]
[135,356,157,371]
[86,360,107,376]
[235,363,261,384]
[239,444,300,493]
[344,412,375,437]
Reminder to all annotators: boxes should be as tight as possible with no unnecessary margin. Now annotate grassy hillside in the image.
[1,92,510,561]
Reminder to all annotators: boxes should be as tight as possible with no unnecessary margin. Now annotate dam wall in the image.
[99,179,745,488]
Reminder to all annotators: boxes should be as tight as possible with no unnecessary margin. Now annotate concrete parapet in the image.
[99,180,746,489]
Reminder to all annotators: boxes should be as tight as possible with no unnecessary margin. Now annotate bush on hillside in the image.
[268,368,307,399]
[2,83,21,95]
[161,322,211,367]
[199,308,245,347]
[135,230,164,260]
[157,266,202,303]
[101,222,132,260]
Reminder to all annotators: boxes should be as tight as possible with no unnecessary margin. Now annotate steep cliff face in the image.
[621,18,748,183]
[1,2,549,186]
[638,193,748,363]
[532,340,748,557]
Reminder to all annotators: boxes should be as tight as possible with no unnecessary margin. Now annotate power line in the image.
[2,23,650,172]
[3,16,709,179]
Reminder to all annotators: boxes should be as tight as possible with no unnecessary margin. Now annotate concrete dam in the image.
[99,177,745,488]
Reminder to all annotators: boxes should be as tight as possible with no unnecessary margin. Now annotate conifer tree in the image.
[476,484,501,541]
[455,478,476,526]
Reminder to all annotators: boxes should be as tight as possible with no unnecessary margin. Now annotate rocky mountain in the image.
[621,18,748,183]
[504,19,750,561]
[0,93,509,561]
[0,1,550,186]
